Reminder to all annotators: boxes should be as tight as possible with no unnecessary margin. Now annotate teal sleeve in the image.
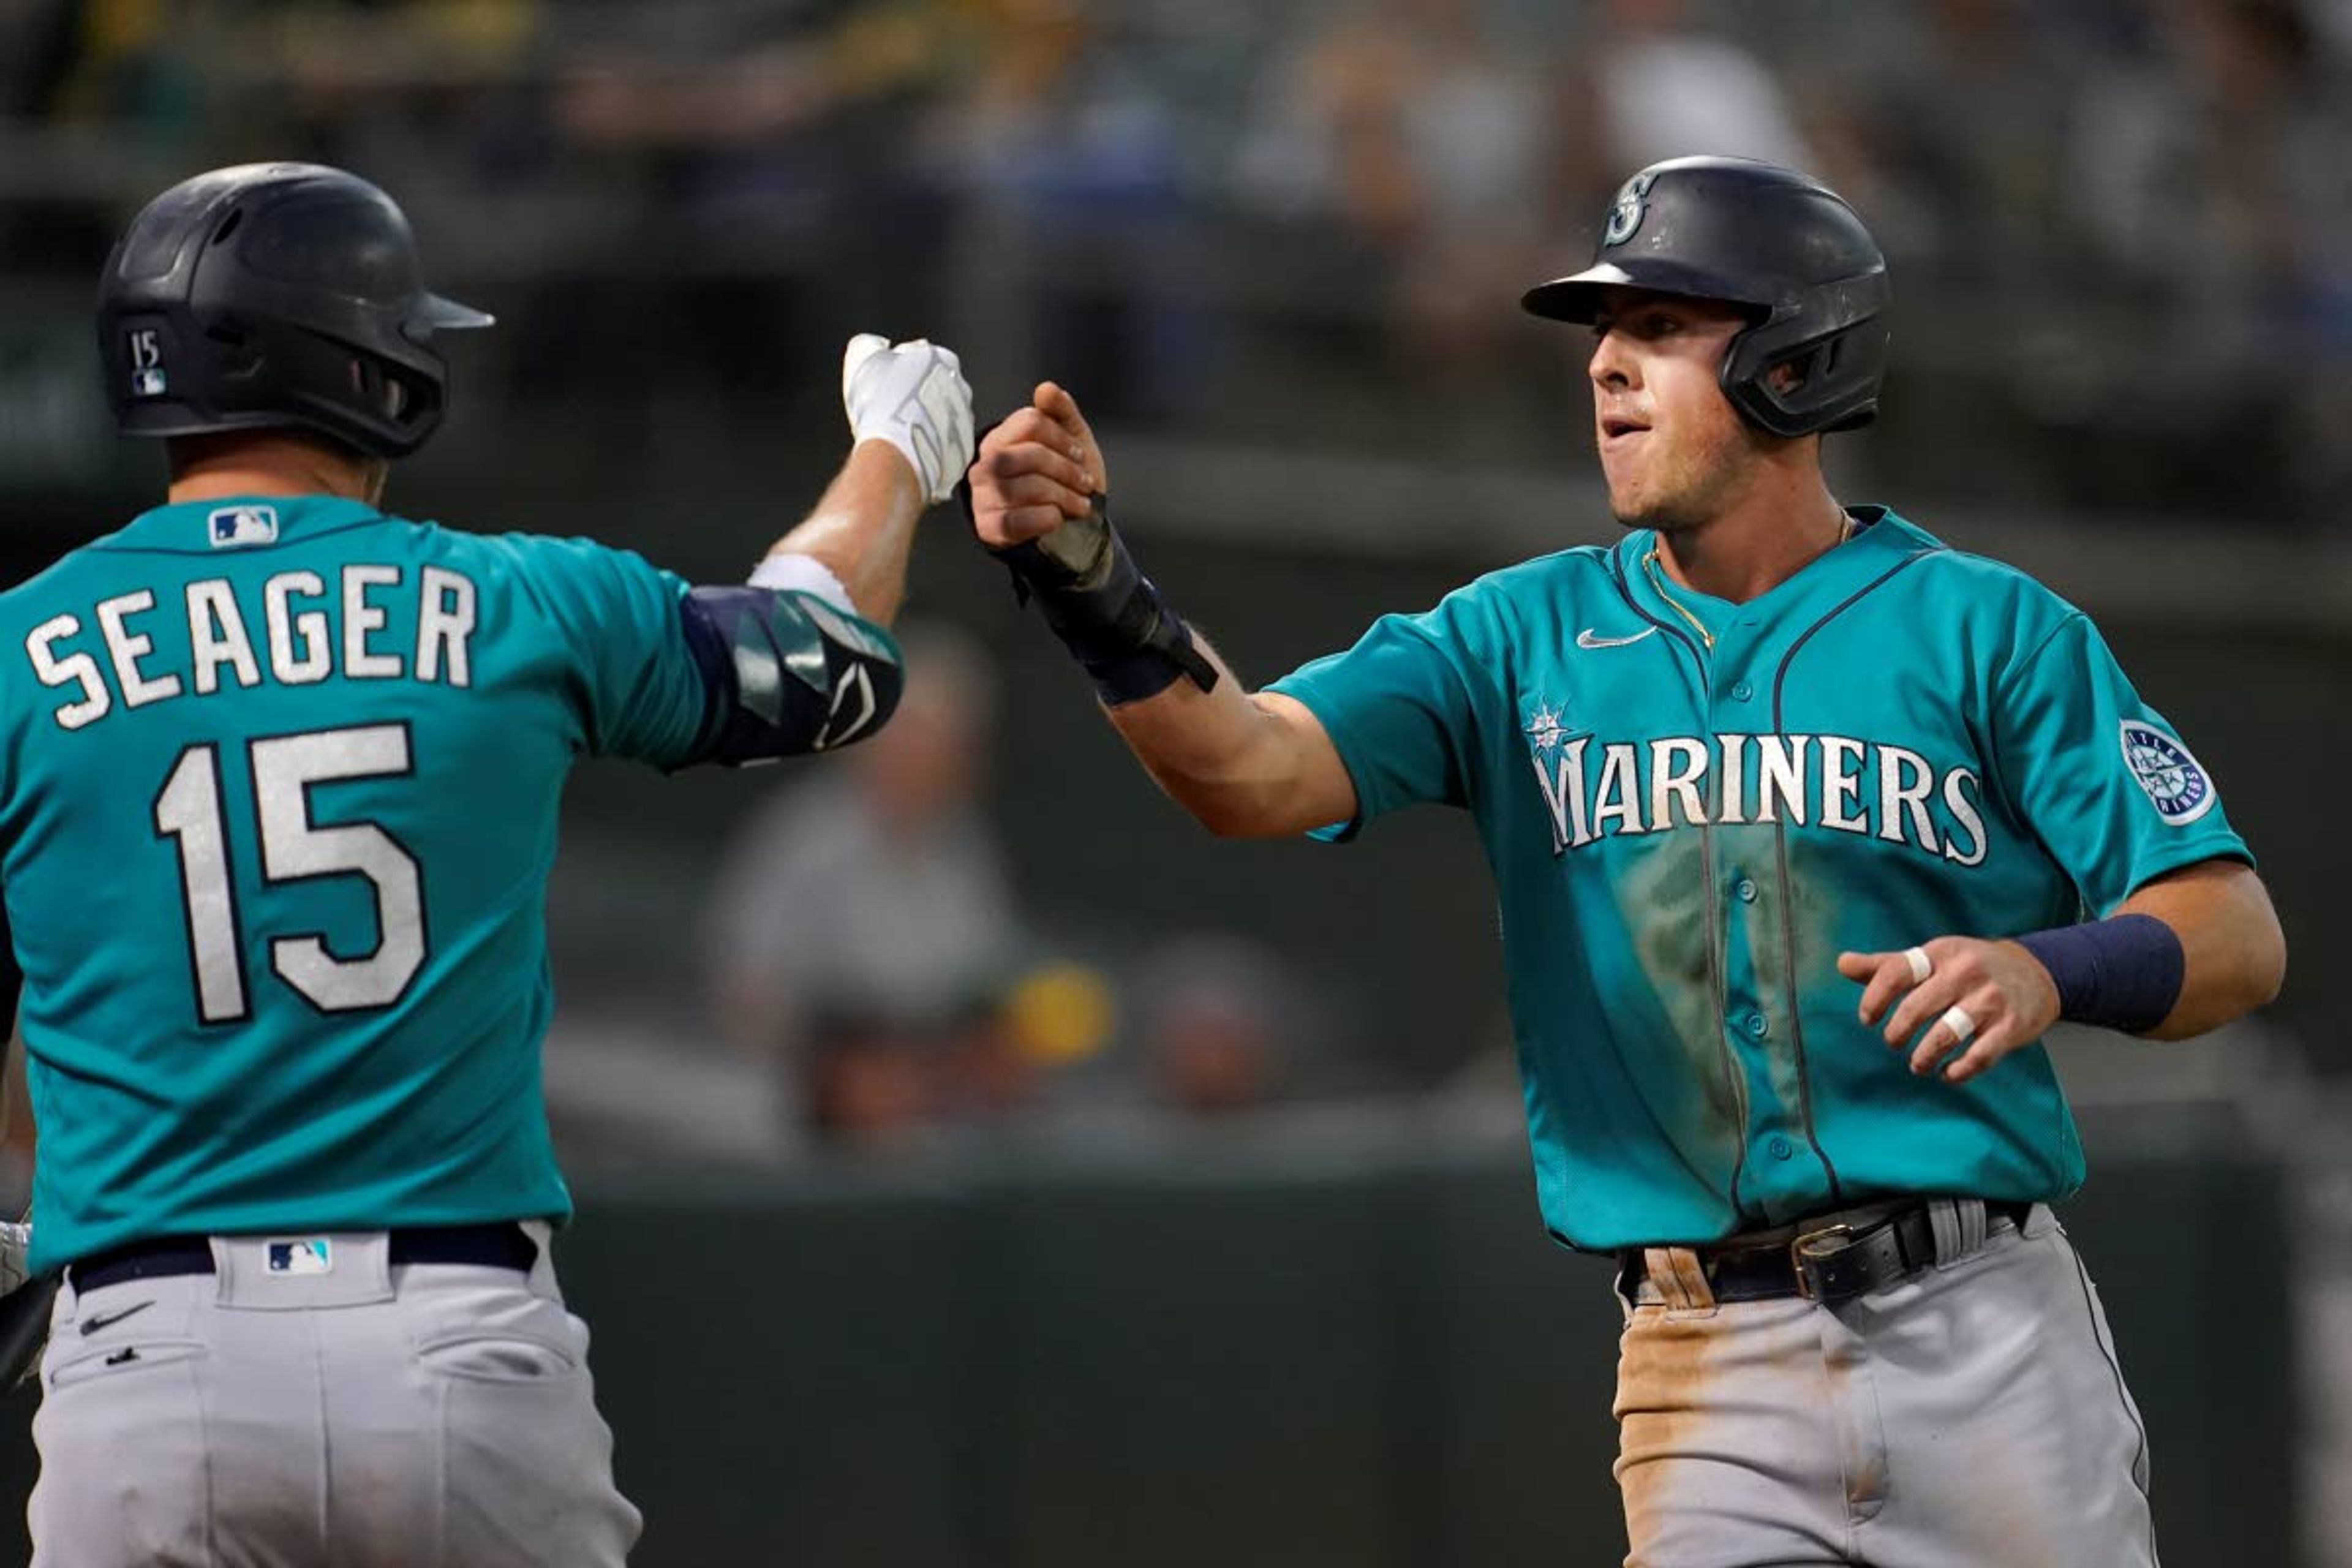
[1991,612,2252,915]
[1264,601,1480,840]
[500,536,714,769]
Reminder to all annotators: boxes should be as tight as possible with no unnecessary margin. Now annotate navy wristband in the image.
[2015,913,2184,1035]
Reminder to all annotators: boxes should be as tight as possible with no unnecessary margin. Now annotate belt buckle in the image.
[1789,1223,1855,1302]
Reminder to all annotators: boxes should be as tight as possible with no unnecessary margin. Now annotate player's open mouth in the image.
[1600,415,1649,442]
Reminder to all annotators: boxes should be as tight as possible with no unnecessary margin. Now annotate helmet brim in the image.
[412,292,495,334]
[1521,260,1771,324]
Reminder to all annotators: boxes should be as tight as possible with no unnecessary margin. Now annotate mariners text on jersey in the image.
[23,564,479,730]
[1525,730,1986,864]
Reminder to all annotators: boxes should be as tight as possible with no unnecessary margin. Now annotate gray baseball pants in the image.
[30,1225,641,1566]
[1613,1202,2158,1567]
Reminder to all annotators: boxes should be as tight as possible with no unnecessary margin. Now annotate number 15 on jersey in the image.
[152,723,428,1023]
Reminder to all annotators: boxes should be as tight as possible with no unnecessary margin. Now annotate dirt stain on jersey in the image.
[1731,826,1818,1147]
[1617,829,1746,1166]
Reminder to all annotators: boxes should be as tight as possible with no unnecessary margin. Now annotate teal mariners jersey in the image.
[1,496,723,1271]
[1267,508,2252,1250]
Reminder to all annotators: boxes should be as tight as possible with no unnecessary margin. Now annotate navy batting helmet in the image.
[96,163,492,460]
[1522,156,1889,438]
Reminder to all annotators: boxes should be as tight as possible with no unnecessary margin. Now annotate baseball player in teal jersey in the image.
[0,163,976,1566]
[965,156,2288,1566]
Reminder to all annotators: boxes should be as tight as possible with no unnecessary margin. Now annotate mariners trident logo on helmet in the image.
[1602,171,1658,248]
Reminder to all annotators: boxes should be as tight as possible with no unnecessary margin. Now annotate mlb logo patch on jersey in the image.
[208,505,279,548]
[266,1238,333,1276]
[2120,722,2215,825]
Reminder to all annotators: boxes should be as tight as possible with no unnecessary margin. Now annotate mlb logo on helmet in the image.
[266,1238,333,1276]
[209,504,279,548]
[126,327,167,397]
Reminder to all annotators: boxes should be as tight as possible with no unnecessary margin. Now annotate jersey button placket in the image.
[1713,615,1759,706]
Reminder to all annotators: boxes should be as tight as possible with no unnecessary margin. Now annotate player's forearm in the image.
[762,440,926,626]
[2114,859,2286,1039]
[962,382,1354,835]
[1101,636,1323,837]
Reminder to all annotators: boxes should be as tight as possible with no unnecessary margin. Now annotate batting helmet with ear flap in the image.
[96,162,492,459]
[1522,155,1890,438]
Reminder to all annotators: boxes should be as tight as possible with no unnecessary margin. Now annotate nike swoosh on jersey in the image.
[1575,627,1657,650]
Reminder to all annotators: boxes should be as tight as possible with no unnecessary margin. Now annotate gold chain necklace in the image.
[1641,549,1716,648]
[1642,513,1856,652]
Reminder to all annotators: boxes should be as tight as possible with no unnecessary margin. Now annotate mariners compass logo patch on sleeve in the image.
[2120,722,2215,824]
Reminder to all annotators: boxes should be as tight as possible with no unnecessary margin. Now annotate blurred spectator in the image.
[1044,930,1374,1123]
[702,620,1030,1143]
[2049,0,2352,509]
[1585,0,1815,174]
[1820,0,2076,293]
[2066,0,2335,312]
[0,0,79,124]
[11,0,207,146]
[0,0,2335,518]
[1132,933,1300,1116]
[0,0,208,280]
[926,0,1209,420]
[1235,0,1567,409]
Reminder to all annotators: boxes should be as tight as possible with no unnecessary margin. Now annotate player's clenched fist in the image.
[1837,937,2063,1084]
[962,380,1219,704]
[842,333,975,505]
[967,382,1103,549]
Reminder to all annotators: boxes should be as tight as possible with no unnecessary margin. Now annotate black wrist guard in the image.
[984,494,1218,706]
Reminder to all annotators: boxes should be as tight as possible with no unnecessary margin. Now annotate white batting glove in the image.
[842,334,975,507]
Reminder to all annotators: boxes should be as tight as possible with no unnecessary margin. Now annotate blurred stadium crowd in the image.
[2,7,2347,1559]
[0,0,2343,1158]
[5,0,2351,519]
